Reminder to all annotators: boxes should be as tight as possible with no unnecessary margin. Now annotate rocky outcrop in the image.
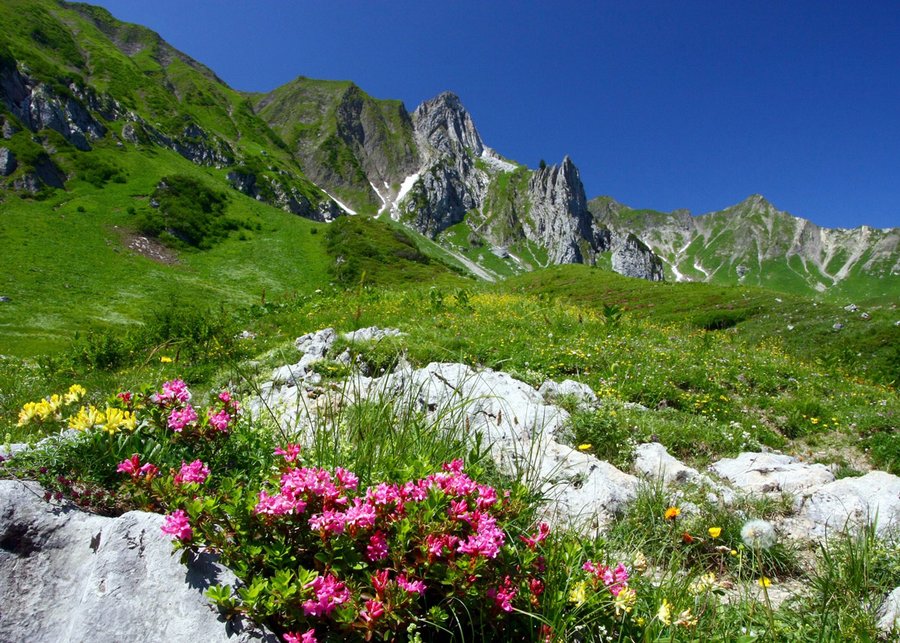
[798,471,900,538]
[252,329,639,534]
[0,147,15,176]
[611,232,665,281]
[0,61,106,151]
[413,91,485,161]
[521,157,602,264]
[11,154,65,193]
[0,480,272,642]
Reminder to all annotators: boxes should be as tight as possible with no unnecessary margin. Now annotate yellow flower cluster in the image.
[69,405,137,434]
[17,385,86,426]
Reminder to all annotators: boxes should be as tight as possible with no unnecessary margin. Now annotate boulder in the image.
[0,480,272,642]
[798,471,900,539]
[342,326,404,343]
[294,327,336,358]
[538,379,598,409]
[709,452,834,505]
[634,442,701,485]
[878,586,900,635]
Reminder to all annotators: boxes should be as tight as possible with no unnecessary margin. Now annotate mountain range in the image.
[1,0,897,301]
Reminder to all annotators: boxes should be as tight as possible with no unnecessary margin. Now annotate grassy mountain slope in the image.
[252,77,419,213]
[505,264,899,388]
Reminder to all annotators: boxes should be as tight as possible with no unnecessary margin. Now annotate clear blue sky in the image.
[89,0,900,230]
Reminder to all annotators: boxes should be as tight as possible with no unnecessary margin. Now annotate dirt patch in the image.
[121,230,179,265]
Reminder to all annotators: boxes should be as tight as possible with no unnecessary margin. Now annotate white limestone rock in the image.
[710,452,834,505]
[798,470,900,539]
[0,480,272,642]
[634,442,701,485]
[877,586,900,635]
[538,379,598,409]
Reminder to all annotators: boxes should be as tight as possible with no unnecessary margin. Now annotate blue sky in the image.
[90,1,900,229]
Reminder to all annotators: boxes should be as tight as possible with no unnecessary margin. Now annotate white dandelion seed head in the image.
[741,519,776,549]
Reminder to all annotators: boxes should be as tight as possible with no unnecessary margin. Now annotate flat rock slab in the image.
[0,480,271,642]
[799,470,900,539]
[710,452,834,502]
[634,442,702,486]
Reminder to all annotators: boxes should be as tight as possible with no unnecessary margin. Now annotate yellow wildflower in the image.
[17,402,40,426]
[708,527,722,539]
[103,407,136,433]
[64,384,87,404]
[46,394,63,414]
[577,443,592,451]
[657,598,673,625]
[568,580,587,606]
[757,577,772,588]
[160,356,173,363]
[664,506,681,521]
[614,587,637,615]
[69,405,105,431]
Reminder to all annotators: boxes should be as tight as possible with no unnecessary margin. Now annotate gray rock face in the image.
[402,157,479,236]
[0,147,16,176]
[413,92,485,160]
[0,480,271,642]
[0,62,105,151]
[611,232,665,281]
[798,471,900,538]
[522,157,602,264]
[342,326,404,343]
[710,452,834,505]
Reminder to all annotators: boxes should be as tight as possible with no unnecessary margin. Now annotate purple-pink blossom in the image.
[207,409,231,432]
[161,509,192,541]
[254,490,304,516]
[360,598,385,624]
[117,454,158,481]
[456,513,505,559]
[167,404,197,431]
[152,379,191,405]
[366,531,388,562]
[283,631,316,643]
[274,443,302,463]
[487,576,517,612]
[308,510,346,536]
[397,574,426,595]
[520,522,551,549]
[174,459,210,485]
[303,574,350,617]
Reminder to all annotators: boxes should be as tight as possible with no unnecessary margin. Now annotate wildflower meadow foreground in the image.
[4,368,899,641]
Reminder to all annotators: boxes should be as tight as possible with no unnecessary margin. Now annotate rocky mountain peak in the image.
[412,91,485,158]
[529,155,589,219]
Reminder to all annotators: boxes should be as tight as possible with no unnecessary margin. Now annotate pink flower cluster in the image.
[303,574,350,617]
[583,560,630,596]
[168,404,198,432]
[207,391,239,433]
[151,379,191,405]
[161,509,192,541]
[520,522,550,549]
[487,575,518,612]
[174,459,210,485]
[283,630,316,643]
[116,454,159,481]
[149,381,239,434]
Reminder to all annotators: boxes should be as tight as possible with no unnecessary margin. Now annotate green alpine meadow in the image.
[0,1,898,641]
